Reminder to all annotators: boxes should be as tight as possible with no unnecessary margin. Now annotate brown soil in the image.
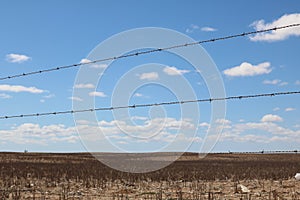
[0,152,299,199]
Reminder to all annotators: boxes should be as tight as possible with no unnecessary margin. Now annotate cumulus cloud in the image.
[0,123,78,145]
[134,93,143,97]
[234,122,294,136]
[89,91,107,97]
[185,24,199,33]
[43,94,55,99]
[131,116,148,121]
[54,118,198,149]
[285,107,295,112]
[74,83,95,89]
[91,63,108,69]
[186,24,217,33]
[201,26,217,32]
[261,114,283,122]
[80,58,108,69]
[163,66,190,76]
[139,72,159,80]
[223,62,271,77]
[279,82,288,86]
[97,117,196,142]
[190,24,199,29]
[3,115,300,148]
[0,84,44,93]
[0,93,12,99]
[263,79,288,86]
[40,94,55,103]
[202,114,300,144]
[199,122,210,127]
[6,53,31,63]
[68,96,83,102]
[215,119,231,125]
[263,79,281,85]
[250,13,300,42]
[80,58,91,64]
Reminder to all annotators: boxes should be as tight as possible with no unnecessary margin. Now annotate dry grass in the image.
[0,152,300,199]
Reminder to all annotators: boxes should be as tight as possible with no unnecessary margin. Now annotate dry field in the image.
[0,152,300,199]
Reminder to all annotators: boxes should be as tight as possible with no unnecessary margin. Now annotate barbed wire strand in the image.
[1,23,299,81]
[1,91,299,120]
[213,150,299,154]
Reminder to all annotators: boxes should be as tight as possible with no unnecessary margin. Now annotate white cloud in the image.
[190,24,199,29]
[279,82,288,86]
[139,72,159,80]
[273,107,280,111]
[40,94,55,103]
[76,120,96,125]
[201,27,217,32]
[91,63,108,69]
[43,94,55,99]
[80,58,108,69]
[185,28,193,33]
[0,93,12,99]
[202,114,300,144]
[163,66,190,76]
[207,122,299,144]
[131,116,148,121]
[3,115,300,148]
[223,62,271,77]
[215,118,231,125]
[0,123,78,145]
[6,53,31,63]
[134,93,143,97]
[89,91,107,97]
[68,96,83,102]
[185,24,199,33]
[186,24,217,33]
[261,114,283,122]
[97,117,195,141]
[0,84,44,93]
[295,80,300,85]
[80,58,91,64]
[263,79,288,86]
[263,79,281,85]
[74,83,95,89]
[162,118,195,130]
[250,13,300,42]
[199,122,210,127]
[285,107,295,112]
[234,122,294,136]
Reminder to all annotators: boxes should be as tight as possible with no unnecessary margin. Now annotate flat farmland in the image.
[0,152,300,199]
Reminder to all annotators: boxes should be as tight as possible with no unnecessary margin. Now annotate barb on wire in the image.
[216,150,299,154]
[1,91,299,120]
[0,23,299,81]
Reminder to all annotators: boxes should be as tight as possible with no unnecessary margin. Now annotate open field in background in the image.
[0,152,300,199]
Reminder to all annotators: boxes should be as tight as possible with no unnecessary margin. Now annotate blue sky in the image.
[0,0,300,153]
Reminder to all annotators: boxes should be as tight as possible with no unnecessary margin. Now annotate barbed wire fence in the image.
[0,23,299,81]
[0,91,299,119]
[216,150,299,154]
[0,23,299,119]
[0,23,300,154]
